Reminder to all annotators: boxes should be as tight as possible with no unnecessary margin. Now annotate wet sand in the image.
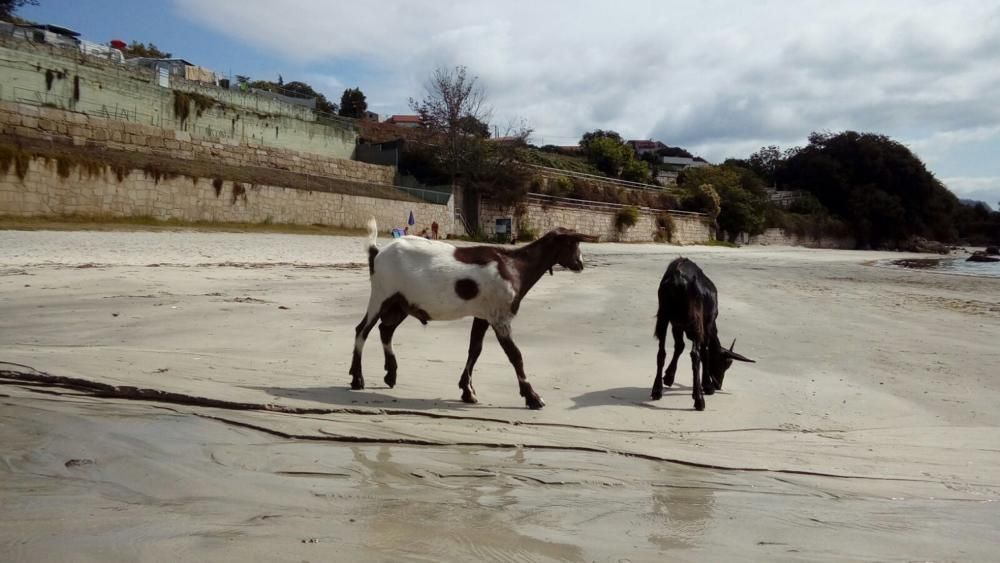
[1,230,999,561]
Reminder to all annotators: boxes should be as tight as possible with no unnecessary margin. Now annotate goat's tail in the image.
[654,313,669,341]
[365,217,378,277]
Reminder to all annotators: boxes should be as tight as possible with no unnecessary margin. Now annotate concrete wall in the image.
[0,101,393,185]
[743,228,855,249]
[0,36,357,159]
[480,200,714,244]
[0,154,453,236]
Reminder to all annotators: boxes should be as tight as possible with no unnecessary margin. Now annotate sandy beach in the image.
[2,229,999,561]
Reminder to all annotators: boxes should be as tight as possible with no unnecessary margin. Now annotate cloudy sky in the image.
[23,0,1000,207]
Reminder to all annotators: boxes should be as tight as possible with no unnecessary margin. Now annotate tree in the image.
[778,131,960,248]
[0,0,37,21]
[579,129,623,147]
[746,145,783,185]
[578,129,650,181]
[409,66,493,230]
[656,145,694,158]
[410,66,492,176]
[338,87,368,118]
[581,135,629,176]
[621,157,651,183]
[458,115,490,138]
[248,79,338,114]
[678,165,767,240]
[122,41,171,59]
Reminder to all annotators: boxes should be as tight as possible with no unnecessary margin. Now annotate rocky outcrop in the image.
[901,236,950,255]
[967,251,1000,263]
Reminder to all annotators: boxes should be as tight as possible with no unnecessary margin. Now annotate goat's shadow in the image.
[570,384,726,411]
[251,384,489,411]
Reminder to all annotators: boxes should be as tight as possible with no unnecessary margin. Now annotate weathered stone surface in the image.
[0,101,395,187]
[746,228,855,249]
[0,154,454,237]
[480,201,713,245]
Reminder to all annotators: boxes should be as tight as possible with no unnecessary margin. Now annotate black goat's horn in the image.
[730,338,736,351]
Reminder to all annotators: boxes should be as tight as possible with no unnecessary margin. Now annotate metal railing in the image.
[522,163,682,194]
[526,193,706,217]
[394,185,451,205]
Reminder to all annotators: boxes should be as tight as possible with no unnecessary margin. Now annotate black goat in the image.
[652,257,754,410]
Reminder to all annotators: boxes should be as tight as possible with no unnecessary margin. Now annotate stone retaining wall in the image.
[0,37,358,160]
[0,154,452,235]
[743,227,855,249]
[0,101,394,185]
[480,200,714,244]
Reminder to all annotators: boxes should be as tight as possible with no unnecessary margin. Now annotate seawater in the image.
[886,256,1000,278]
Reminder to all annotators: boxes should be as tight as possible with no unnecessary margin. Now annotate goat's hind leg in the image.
[651,330,667,400]
[379,305,407,388]
[664,325,685,388]
[458,318,489,404]
[349,299,380,390]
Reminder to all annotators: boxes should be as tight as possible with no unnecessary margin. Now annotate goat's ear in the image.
[723,349,755,363]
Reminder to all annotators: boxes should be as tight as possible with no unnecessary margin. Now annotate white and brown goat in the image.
[349,219,596,409]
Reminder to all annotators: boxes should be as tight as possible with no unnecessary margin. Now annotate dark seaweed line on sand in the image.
[0,363,958,485]
[0,363,651,435]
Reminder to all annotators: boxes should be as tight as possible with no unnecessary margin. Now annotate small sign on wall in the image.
[495,217,511,234]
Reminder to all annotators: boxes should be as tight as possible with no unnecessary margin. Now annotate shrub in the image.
[655,212,675,242]
[517,221,538,242]
[615,206,640,233]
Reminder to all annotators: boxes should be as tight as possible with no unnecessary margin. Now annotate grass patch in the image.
[0,214,368,237]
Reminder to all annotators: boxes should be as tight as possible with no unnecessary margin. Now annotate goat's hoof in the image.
[525,395,545,410]
[703,386,715,396]
[350,379,365,391]
[662,376,675,388]
[693,398,705,411]
[651,389,663,401]
[383,373,396,389]
[461,389,478,404]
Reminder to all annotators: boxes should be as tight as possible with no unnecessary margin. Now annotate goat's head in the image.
[709,338,755,390]
[546,228,599,273]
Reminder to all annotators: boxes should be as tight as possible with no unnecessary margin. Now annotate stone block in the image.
[16,104,39,117]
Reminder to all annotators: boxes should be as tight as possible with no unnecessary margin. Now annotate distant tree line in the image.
[724,132,999,247]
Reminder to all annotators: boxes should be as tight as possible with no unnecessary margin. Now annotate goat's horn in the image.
[730,338,736,351]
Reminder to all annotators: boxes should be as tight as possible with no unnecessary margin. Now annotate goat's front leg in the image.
[458,318,489,404]
[690,346,705,411]
[349,310,379,390]
[493,322,545,409]
[651,333,667,400]
[701,343,716,395]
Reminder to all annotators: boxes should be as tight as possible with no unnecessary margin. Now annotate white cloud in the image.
[175,0,1000,179]
[942,176,1000,208]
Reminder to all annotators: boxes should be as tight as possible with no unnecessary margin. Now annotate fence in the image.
[526,193,706,217]
[394,185,451,205]
[522,163,682,194]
